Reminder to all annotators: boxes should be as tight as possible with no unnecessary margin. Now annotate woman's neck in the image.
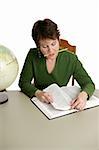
[46,57,56,63]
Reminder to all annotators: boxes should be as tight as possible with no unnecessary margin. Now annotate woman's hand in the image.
[70,91,88,110]
[35,90,53,103]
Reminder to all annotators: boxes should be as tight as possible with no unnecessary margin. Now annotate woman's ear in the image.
[37,48,42,58]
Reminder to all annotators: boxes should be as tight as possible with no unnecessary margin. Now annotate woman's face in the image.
[39,38,60,60]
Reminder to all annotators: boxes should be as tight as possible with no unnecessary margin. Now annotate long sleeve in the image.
[73,55,95,98]
[19,49,38,98]
[19,49,95,99]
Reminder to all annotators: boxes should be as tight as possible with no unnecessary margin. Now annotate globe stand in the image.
[0,90,8,104]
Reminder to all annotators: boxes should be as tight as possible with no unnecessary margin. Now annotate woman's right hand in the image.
[35,90,53,103]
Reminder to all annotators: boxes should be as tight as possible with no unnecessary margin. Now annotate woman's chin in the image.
[47,56,55,60]
[47,53,58,60]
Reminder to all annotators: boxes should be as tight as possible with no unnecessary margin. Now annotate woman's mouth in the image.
[44,53,54,57]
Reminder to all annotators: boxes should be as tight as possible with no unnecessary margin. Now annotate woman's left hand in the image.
[70,91,88,110]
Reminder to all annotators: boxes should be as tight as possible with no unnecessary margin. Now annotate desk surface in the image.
[0,90,99,150]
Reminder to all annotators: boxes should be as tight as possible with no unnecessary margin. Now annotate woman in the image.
[19,18,95,110]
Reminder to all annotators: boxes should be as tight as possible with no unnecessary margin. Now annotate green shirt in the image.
[19,48,95,98]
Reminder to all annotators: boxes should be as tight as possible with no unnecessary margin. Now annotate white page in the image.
[44,84,71,110]
[32,94,99,119]
[85,95,99,108]
[32,97,77,119]
[61,86,99,109]
[31,84,99,119]
[61,86,81,99]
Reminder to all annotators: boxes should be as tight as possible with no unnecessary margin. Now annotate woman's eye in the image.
[42,46,47,48]
[51,42,56,46]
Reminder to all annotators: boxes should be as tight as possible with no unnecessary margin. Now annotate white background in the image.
[0,0,99,90]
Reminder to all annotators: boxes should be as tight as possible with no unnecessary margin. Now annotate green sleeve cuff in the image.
[81,83,95,99]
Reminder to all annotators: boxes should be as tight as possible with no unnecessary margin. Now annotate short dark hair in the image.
[32,19,60,47]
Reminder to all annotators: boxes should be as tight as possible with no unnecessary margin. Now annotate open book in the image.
[31,83,99,119]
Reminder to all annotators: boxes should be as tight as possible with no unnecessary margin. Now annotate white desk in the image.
[0,90,99,150]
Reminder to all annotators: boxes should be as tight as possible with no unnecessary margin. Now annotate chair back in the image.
[60,39,76,53]
[59,39,76,85]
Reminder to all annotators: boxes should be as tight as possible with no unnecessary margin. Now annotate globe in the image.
[0,45,19,91]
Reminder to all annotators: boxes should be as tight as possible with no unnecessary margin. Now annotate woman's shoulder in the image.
[27,48,38,57]
[24,48,39,61]
[58,49,79,65]
[59,49,77,59]
[28,48,38,53]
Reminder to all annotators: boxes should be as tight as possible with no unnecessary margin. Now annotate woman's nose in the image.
[47,46,52,53]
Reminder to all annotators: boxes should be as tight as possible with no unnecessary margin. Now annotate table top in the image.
[0,90,99,150]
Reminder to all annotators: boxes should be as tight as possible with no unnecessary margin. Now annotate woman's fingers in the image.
[35,90,53,103]
[70,91,88,110]
[71,99,80,109]
[42,92,53,103]
[75,103,84,110]
[71,98,86,110]
[35,91,53,103]
[70,99,76,105]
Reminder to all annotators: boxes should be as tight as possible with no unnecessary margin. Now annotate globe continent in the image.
[0,45,19,91]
